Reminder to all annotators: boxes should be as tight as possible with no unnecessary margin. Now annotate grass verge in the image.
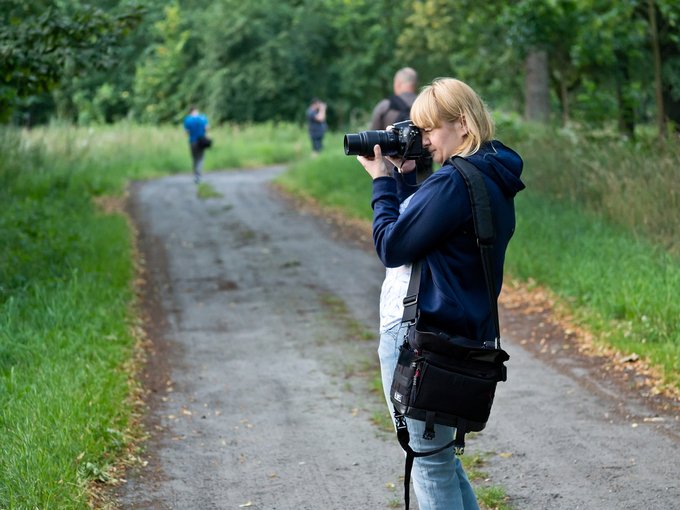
[507,192,680,390]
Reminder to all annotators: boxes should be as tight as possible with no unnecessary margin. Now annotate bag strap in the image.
[394,411,458,510]
[387,94,412,122]
[401,156,500,346]
[395,157,500,510]
[449,156,501,347]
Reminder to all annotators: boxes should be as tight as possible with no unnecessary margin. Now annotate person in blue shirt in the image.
[183,106,209,183]
[356,77,525,510]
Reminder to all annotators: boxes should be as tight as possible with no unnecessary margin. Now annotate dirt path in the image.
[118,167,680,510]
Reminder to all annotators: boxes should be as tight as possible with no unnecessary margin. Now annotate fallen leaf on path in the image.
[239,502,253,508]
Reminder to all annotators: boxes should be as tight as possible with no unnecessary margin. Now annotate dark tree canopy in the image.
[0,0,143,121]
[2,0,679,134]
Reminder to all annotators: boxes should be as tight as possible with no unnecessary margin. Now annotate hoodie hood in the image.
[466,140,525,197]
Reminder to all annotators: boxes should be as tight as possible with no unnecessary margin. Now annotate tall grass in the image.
[19,121,310,195]
[0,157,136,507]
[501,117,680,256]
[507,193,680,387]
[0,122,309,508]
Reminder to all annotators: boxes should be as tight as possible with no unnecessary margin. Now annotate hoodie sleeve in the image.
[371,168,469,267]
[392,166,419,203]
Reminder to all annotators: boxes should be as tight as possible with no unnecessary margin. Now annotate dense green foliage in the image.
[2,0,679,134]
[0,0,144,123]
[507,121,680,254]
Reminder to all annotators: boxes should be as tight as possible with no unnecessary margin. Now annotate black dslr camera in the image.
[344,120,425,160]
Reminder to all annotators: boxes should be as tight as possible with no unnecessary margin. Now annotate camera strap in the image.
[395,156,499,510]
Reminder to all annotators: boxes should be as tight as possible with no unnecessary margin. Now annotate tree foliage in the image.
[2,0,679,134]
[0,0,143,121]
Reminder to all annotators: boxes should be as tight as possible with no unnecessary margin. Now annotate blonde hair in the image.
[410,78,495,157]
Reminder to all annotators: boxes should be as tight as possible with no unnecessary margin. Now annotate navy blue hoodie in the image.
[371,140,525,341]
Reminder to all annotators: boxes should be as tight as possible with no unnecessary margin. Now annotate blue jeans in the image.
[378,322,480,510]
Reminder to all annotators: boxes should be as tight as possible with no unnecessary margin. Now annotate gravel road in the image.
[117,167,680,510]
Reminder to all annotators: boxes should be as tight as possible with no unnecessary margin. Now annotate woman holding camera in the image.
[356,77,525,509]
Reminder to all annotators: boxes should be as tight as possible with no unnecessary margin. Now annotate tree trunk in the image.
[524,49,550,123]
[559,79,570,125]
[647,0,666,138]
[657,2,680,133]
[662,86,680,133]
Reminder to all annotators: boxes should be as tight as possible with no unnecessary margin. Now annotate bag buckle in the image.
[402,294,418,307]
[422,429,435,440]
[394,411,408,431]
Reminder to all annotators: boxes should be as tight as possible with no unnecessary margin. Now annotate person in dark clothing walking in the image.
[306,98,327,154]
[371,67,432,181]
[370,67,418,130]
[183,106,209,183]
[356,77,525,510]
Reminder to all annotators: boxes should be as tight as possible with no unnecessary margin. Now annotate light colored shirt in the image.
[379,194,414,332]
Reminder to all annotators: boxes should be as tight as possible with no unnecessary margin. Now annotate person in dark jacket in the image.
[356,77,525,510]
[370,67,433,182]
[306,98,327,154]
[370,67,418,130]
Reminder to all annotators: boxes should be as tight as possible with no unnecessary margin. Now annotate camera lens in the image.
[343,130,399,156]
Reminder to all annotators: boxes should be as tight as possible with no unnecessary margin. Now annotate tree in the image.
[648,0,665,136]
[397,0,523,112]
[0,0,143,122]
[132,1,190,123]
[524,50,551,123]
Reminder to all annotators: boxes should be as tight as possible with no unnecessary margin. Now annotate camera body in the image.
[344,120,426,160]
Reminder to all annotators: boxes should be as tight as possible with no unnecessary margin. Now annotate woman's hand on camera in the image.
[357,144,391,180]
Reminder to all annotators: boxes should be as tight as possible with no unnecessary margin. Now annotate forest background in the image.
[2,0,679,133]
[1,0,680,508]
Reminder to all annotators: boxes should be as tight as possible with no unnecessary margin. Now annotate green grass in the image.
[276,134,374,221]
[0,200,136,508]
[196,181,223,199]
[507,192,680,388]
[503,118,680,256]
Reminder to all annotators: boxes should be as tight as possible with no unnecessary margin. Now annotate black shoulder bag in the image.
[389,157,510,510]
[197,135,213,149]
